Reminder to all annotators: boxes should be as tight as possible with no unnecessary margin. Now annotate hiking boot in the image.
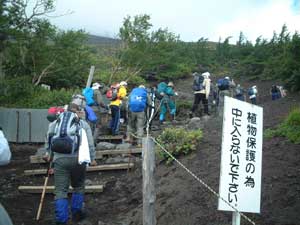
[72,210,86,222]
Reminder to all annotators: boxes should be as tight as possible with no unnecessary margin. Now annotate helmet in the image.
[168,82,174,87]
[120,81,127,86]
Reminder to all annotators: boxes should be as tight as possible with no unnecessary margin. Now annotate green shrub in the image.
[264,108,300,144]
[156,128,203,164]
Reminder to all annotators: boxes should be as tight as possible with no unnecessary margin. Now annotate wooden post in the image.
[142,137,156,225]
[86,65,95,88]
[232,212,241,225]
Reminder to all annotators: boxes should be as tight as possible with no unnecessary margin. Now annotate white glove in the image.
[174,92,178,96]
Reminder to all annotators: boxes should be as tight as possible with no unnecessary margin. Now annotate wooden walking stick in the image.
[36,161,52,221]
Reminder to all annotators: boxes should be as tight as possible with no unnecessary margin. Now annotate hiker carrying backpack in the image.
[192,73,205,91]
[50,111,81,154]
[128,87,148,112]
[156,82,168,100]
[217,78,230,91]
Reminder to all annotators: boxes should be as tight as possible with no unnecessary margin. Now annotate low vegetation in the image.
[156,128,203,164]
[265,108,300,144]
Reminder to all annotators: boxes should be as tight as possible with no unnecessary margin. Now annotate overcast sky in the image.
[48,0,300,43]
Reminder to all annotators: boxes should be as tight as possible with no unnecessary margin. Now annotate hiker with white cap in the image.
[190,71,211,117]
[248,85,258,104]
[91,82,109,140]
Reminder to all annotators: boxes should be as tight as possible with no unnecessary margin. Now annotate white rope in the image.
[151,137,256,225]
[130,125,256,224]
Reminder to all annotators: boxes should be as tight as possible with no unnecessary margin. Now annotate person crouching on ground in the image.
[44,103,97,225]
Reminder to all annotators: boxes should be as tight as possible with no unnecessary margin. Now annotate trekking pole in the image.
[36,161,52,221]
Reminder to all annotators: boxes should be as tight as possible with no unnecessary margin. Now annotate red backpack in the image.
[47,107,65,122]
[106,84,119,101]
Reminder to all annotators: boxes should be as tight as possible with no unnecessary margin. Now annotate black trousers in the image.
[191,93,209,115]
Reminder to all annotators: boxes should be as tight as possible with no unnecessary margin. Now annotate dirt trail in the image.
[1,77,300,225]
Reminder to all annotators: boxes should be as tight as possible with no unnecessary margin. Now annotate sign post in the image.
[218,96,263,224]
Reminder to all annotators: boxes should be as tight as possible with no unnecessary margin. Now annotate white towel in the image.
[0,130,11,166]
[78,129,91,165]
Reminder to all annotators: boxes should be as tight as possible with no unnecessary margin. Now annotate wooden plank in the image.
[30,148,142,164]
[97,135,123,140]
[18,185,104,194]
[96,148,142,156]
[24,163,134,176]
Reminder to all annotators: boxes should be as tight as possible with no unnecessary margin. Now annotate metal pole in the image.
[86,65,95,88]
[232,211,241,225]
[142,137,156,225]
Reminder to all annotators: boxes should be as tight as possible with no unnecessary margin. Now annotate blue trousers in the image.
[110,105,120,135]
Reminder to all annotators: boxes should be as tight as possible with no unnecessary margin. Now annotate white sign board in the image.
[218,96,263,213]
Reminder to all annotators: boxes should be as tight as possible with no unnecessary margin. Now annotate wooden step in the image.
[97,135,123,141]
[30,148,142,164]
[24,163,134,176]
[18,185,104,194]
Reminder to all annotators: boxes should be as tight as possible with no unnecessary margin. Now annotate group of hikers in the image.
[0,70,288,225]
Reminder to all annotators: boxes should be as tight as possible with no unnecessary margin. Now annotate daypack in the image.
[271,85,279,93]
[71,94,86,108]
[47,107,65,122]
[106,85,119,101]
[235,87,243,96]
[50,111,81,154]
[248,88,254,96]
[156,82,168,100]
[84,105,98,123]
[128,87,148,112]
[192,74,205,91]
[217,78,230,91]
[82,88,95,106]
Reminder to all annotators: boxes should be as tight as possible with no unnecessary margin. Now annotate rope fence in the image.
[130,131,257,225]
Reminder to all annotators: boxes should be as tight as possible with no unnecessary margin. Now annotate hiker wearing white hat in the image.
[190,71,211,117]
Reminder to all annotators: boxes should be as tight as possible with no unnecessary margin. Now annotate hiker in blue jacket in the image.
[159,82,177,124]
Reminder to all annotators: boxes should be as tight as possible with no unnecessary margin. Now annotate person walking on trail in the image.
[217,76,235,117]
[125,85,150,146]
[248,85,258,104]
[234,84,246,101]
[159,81,177,124]
[119,81,128,125]
[44,103,97,225]
[91,82,109,140]
[190,71,211,117]
[108,82,127,135]
[270,85,281,100]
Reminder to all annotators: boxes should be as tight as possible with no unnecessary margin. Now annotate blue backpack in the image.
[217,79,230,91]
[84,105,98,123]
[248,88,254,96]
[156,82,168,100]
[82,88,95,106]
[129,87,148,112]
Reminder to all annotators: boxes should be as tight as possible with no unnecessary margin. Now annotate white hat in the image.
[168,81,174,87]
[202,72,210,78]
[139,84,146,89]
[253,85,257,88]
[120,81,127,86]
[92,82,101,90]
[225,76,229,80]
